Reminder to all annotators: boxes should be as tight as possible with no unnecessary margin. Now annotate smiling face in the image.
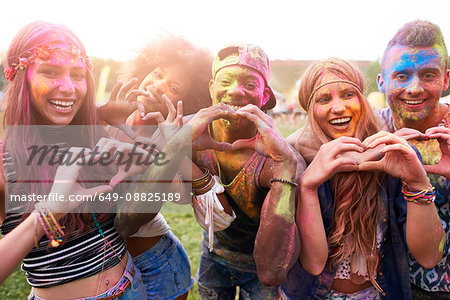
[26,42,87,125]
[312,72,362,139]
[209,65,269,128]
[137,63,191,116]
[378,45,449,125]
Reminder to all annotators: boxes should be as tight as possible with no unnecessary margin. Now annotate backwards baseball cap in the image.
[212,43,276,110]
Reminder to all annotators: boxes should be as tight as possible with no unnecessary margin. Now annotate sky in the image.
[0,0,448,62]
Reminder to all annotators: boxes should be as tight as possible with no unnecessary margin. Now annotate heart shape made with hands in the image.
[339,144,386,165]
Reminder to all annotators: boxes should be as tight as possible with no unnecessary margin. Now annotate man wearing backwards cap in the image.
[191,43,305,299]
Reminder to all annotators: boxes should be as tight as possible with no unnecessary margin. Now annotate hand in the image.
[134,95,183,150]
[230,104,295,162]
[339,143,385,165]
[422,127,450,178]
[359,131,429,189]
[98,79,146,125]
[301,137,362,190]
[394,127,427,141]
[93,138,153,187]
[46,147,113,215]
[188,103,237,151]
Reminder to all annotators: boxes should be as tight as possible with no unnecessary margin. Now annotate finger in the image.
[162,94,177,122]
[332,136,364,147]
[210,140,233,151]
[238,104,272,125]
[331,143,364,158]
[357,160,383,172]
[231,137,256,151]
[335,163,359,173]
[425,126,450,136]
[113,124,137,140]
[176,101,183,124]
[364,132,408,149]
[142,112,165,123]
[202,110,239,124]
[362,131,392,147]
[134,136,156,147]
[425,132,450,143]
[235,110,265,129]
[125,89,148,103]
[84,184,113,195]
[400,133,427,141]
[137,101,146,118]
[117,78,138,100]
[109,80,123,102]
[423,165,443,176]
[380,143,415,155]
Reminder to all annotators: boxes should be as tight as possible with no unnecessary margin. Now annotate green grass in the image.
[0,120,299,299]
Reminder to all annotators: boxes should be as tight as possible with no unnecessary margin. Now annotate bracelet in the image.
[35,203,65,247]
[269,177,298,187]
[402,184,435,205]
[192,168,211,187]
[192,168,213,190]
[193,176,215,195]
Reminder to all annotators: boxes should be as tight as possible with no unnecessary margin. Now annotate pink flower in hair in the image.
[35,45,51,60]
[4,67,15,81]
[18,58,29,70]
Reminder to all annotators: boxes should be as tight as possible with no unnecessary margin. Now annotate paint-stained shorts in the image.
[196,244,279,300]
[133,230,193,299]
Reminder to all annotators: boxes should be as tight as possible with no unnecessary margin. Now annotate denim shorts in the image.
[28,251,146,300]
[324,286,381,300]
[133,230,193,299]
[196,243,279,300]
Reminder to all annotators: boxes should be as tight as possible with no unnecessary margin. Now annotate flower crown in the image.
[4,45,92,81]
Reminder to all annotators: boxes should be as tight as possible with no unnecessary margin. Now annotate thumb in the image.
[357,160,383,172]
[231,138,256,151]
[210,141,232,151]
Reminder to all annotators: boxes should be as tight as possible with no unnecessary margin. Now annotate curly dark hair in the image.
[121,34,213,115]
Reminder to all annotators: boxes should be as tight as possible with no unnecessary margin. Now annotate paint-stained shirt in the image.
[376,106,450,292]
[195,149,268,269]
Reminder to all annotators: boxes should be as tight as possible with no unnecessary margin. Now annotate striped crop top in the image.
[0,146,127,288]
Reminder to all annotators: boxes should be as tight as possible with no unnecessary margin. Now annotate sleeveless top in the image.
[195,149,268,254]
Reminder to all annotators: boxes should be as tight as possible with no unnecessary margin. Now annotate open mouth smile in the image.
[401,99,426,105]
[329,117,352,127]
[49,100,75,112]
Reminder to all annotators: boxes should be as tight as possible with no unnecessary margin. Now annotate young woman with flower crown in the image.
[281,58,444,299]
[0,21,148,299]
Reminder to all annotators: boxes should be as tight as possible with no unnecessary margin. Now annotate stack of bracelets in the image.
[35,203,65,248]
[401,184,436,205]
[192,168,215,195]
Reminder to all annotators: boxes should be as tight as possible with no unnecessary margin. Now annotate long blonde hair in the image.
[298,58,382,286]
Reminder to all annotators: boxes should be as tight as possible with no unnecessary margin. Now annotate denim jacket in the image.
[280,176,412,300]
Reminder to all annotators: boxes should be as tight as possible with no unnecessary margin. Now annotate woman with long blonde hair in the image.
[281,58,444,299]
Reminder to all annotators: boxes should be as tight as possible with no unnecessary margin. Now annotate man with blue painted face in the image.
[377,20,450,300]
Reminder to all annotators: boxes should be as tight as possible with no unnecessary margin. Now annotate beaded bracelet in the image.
[402,184,435,205]
[269,177,298,187]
